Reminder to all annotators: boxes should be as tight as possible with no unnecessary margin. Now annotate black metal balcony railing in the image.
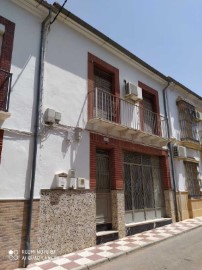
[89,88,168,138]
[0,68,12,112]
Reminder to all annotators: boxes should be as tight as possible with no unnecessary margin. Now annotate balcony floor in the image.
[87,117,169,148]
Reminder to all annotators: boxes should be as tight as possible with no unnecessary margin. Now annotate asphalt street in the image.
[94,226,202,270]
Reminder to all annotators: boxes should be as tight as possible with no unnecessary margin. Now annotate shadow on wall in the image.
[45,21,87,81]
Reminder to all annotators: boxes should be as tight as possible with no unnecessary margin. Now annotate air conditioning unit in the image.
[55,172,67,189]
[77,178,85,189]
[195,111,202,122]
[173,146,187,158]
[125,82,142,101]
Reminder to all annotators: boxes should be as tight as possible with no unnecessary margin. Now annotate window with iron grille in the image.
[184,162,201,198]
[124,151,165,222]
[177,99,199,142]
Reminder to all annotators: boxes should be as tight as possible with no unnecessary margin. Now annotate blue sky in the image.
[48,0,202,97]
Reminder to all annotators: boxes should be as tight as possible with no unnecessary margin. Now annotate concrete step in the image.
[126,218,172,236]
[96,230,119,245]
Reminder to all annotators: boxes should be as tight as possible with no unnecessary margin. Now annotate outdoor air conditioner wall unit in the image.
[125,82,142,101]
[173,146,187,158]
[195,111,202,122]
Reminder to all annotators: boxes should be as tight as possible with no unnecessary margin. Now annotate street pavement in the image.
[94,225,202,270]
[15,217,202,270]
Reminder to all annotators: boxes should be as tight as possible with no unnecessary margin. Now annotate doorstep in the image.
[126,218,172,236]
[96,230,119,245]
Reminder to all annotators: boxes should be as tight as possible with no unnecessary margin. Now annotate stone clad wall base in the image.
[38,189,96,257]
[176,192,190,221]
[188,198,202,218]
[111,190,126,238]
[164,190,176,222]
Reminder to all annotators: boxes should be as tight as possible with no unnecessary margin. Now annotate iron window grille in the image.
[0,68,12,112]
[176,99,199,142]
[184,161,201,198]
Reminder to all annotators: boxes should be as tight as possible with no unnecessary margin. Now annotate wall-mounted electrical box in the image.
[67,178,77,189]
[77,178,85,189]
[69,169,76,178]
[44,108,61,125]
[44,108,55,124]
[75,128,82,141]
[55,172,67,189]
[66,130,73,142]
[125,82,143,102]
[55,111,61,124]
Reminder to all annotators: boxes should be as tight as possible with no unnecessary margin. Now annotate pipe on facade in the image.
[162,82,179,222]
[24,10,52,267]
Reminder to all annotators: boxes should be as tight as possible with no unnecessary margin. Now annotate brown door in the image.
[96,149,111,224]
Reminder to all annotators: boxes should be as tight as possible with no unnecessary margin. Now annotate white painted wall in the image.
[43,19,167,129]
[0,0,41,199]
[34,18,169,197]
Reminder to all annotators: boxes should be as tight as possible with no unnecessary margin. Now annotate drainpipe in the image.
[24,10,52,267]
[163,82,179,222]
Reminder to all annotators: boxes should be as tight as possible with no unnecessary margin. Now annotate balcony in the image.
[88,88,169,147]
[0,68,12,121]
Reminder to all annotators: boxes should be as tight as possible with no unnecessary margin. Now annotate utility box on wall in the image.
[55,172,68,189]
[77,178,85,189]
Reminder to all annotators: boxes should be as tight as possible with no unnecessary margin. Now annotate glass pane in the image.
[96,152,110,192]
[146,210,156,220]
[124,164,132,211]
[142,166,155,208]
[152,157,164,208]
[134,211,145,222]
[131,165,144,210]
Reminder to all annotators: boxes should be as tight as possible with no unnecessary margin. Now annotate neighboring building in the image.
[0,0,201,269]
[165,78,202,220]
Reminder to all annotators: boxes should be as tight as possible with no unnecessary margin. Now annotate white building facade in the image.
[166,80,202,220]
[0,0,201,269]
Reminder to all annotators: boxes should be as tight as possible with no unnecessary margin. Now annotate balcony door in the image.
[94,67,113,121]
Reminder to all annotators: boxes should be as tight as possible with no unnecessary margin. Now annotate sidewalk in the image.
[16,217,202,270]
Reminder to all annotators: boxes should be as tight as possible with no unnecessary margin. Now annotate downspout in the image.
[24,10,52,267]
[163,82,179,222]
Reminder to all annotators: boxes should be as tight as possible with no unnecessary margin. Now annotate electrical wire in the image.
[50,0,68,24]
